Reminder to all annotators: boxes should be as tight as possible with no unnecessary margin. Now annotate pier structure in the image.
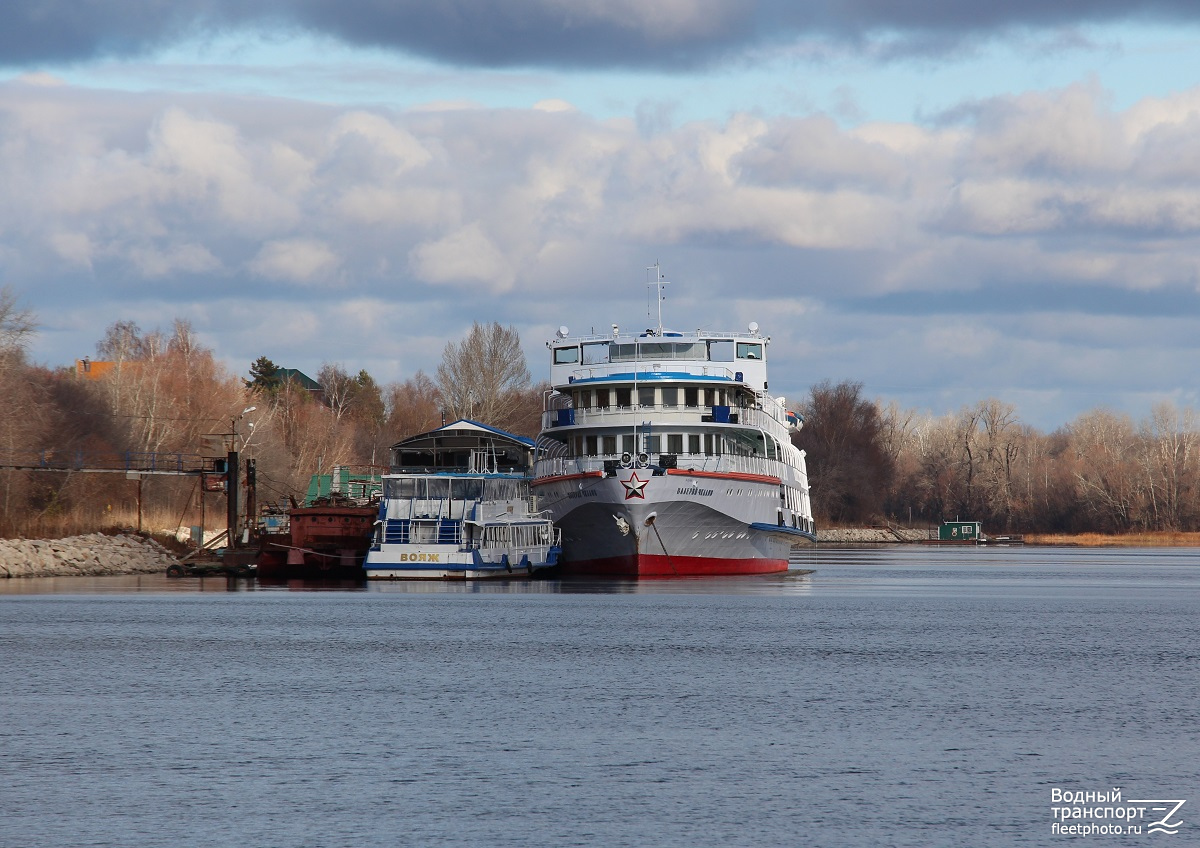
[0,449,243,543]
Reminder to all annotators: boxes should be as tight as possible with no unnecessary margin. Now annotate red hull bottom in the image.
[560,553,788,579]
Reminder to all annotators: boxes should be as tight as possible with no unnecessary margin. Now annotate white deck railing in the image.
[566,363,740,382]
[533,452,790,481]
[541,403,792,439]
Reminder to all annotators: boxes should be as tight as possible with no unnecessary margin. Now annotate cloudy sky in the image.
[5,1,1200,429]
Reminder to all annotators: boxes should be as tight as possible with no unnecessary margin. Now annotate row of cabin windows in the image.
[782,485,808,515]
[571,386,738,410]
[568,430,786,460]
[573,433,708,457]
[552,339,764,365]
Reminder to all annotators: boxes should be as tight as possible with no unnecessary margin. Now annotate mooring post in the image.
[226,449,239,548]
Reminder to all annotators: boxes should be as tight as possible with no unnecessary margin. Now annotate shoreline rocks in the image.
[0,534,180,578]
[818,527,930,543]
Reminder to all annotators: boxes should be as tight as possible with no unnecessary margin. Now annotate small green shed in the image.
[939,521,983,542]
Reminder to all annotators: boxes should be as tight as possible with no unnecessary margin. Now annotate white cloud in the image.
[14,72,67,87]
[409,223,513,290]
[148,107,305,231]
[48,232,94,268]
[129,243,223,278]
[532,99,576,113]
[8,76,1200,427]
[249,238,340,284]
[328,111,433,175]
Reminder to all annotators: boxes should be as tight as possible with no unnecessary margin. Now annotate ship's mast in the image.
[647,261,669,335]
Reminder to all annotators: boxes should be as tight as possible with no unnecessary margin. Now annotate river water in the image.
[1,546,1196,847]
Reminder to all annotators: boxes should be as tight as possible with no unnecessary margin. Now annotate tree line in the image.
[2,284,1198,537]
[796,380,1200,533]
[0,289,539,537]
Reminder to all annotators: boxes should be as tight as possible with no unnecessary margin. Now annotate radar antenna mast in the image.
[647,260,669,335]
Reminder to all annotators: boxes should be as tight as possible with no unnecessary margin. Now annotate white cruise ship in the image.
[532,267,815,577]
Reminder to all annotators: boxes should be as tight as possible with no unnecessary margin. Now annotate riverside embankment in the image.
[818,528,930,543]
[0,534,179,578]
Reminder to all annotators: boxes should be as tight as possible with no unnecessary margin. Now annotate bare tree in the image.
[436,322,531,427]
[249,381,357,497]
[317,363,356,422]
[976,399,1022,527]
[1139,402,1199,530]
[1070,409,1140,531]
[96,320,145,363]
[0,286,35,365]
[911,412,962,522]
[878,400,916,471]
[384,371,443,443]
[0,291,40,529]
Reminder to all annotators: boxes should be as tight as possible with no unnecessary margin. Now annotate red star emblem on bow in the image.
[621,472,648,500]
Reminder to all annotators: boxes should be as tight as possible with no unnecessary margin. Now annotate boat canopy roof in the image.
[546,326,771,392]
[388,419,534,473]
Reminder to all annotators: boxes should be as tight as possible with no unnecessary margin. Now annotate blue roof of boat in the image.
[394,419,535,449]
[449,419,536,447]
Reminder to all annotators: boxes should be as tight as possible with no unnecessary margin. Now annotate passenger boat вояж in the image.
[365,420,562,579]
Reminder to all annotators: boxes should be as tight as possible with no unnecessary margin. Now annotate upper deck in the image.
[547,327,771,393]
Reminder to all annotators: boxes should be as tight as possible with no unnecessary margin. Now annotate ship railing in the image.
[471,520,559,551]
[534,452,787,480]
[382,517,463,546]
[555,330,767,345]
[564,363,739,383]
[540,403,790,434]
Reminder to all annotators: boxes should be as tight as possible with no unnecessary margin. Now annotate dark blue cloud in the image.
[2,1,1199,69]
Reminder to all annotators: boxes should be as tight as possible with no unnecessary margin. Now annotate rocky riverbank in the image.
[818,527,930,543]
[0,534,180,578]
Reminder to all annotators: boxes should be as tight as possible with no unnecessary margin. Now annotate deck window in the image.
[638,342,672,359]
[611,341,706,360]
[602,435,617,455]
[666,434,683,453]
[582,342,610,365]
[615,388,631,408]
[385,477,420,498]
[688,434,701,454]
[684,387,699,407]
[553,346,580,365]
[596,388,610,409]
[646,435,661,454]
[586,435,598,456]
[452,479,484,501]
[484,478,525,501]
[708,340,734,362]
[638,386,655,408]
[621,434,636,454]
[727,430,765,456]
[736,342,763,360]
[661,387,678,407]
